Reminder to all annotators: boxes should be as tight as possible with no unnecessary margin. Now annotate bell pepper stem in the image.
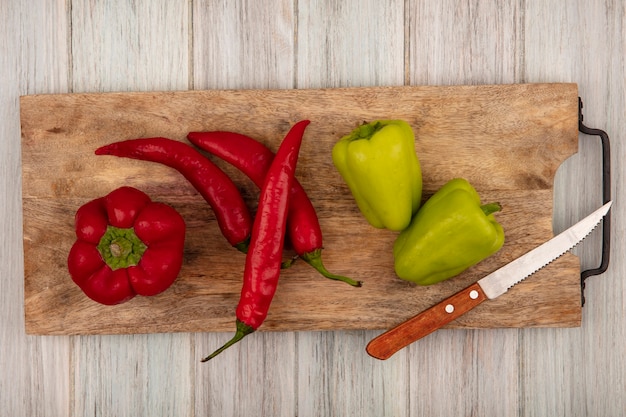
[301,249,363,287]
[97,226,147,270]
[480,202,502,216]
[201,320,255,362]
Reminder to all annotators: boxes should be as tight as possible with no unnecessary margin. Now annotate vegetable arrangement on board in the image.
[95,137,253,252]
[187,129,362,287]
[333,120,504,286]
[67,115,504,361]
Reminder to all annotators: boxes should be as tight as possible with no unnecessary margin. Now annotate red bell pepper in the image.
[67,186,186,305]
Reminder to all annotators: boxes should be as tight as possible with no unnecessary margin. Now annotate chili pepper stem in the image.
[201,320,255,362]
[233,237,251,254]
[281,255,299,269]
[480,202,502,216]
[301,249,363,287]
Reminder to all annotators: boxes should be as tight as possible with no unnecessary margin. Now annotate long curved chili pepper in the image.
[95,138,252,252]
[187,130,362,287]
[202,120,308,361]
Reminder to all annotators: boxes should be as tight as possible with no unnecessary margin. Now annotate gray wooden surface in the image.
[1,1,623,416]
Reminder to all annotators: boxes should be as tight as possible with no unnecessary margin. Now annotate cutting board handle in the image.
[578,97,612,306]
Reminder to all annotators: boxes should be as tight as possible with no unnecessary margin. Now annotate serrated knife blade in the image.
[366,201,612,360]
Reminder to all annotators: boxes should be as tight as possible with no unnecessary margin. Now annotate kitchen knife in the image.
[366,201,612,360]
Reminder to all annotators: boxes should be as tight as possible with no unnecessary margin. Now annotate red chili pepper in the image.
[187,130,361,287]
[201,121,308,361]
[67,186,186,305]
[95,138,252,252]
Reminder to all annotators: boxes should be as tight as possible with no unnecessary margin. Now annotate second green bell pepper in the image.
[393,178,505,285]
[332,120,422,231]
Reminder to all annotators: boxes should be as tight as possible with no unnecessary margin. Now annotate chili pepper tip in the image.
[94,144,114,155]
[201,320,255,362]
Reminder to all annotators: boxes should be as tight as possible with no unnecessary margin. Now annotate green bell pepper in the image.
[332,120,422,231]
[393,178,504,285]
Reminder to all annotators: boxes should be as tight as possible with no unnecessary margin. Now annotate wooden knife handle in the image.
[366,282,487,360]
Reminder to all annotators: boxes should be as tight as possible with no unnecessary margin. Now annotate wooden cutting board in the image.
[21,83,581,335]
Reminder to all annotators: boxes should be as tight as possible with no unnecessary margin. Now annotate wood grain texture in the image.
[72,334,193,417]
[297,0,405,88]
[521,1,626,415]
[0,2,71,417]
[296,330,411,417]
[21,84,580,335]
[3,1,625,416]
[71,0,190,93]
[398,3,523,416]
[294,4,410,416]
[192,0,295,90]
[66,3,195,417]
[195,331,297,417]
[409,328,520,416]
[408,0,523,86]
[190,5,300,417]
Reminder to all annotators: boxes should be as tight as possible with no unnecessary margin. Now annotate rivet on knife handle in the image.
[366,282,487,360]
